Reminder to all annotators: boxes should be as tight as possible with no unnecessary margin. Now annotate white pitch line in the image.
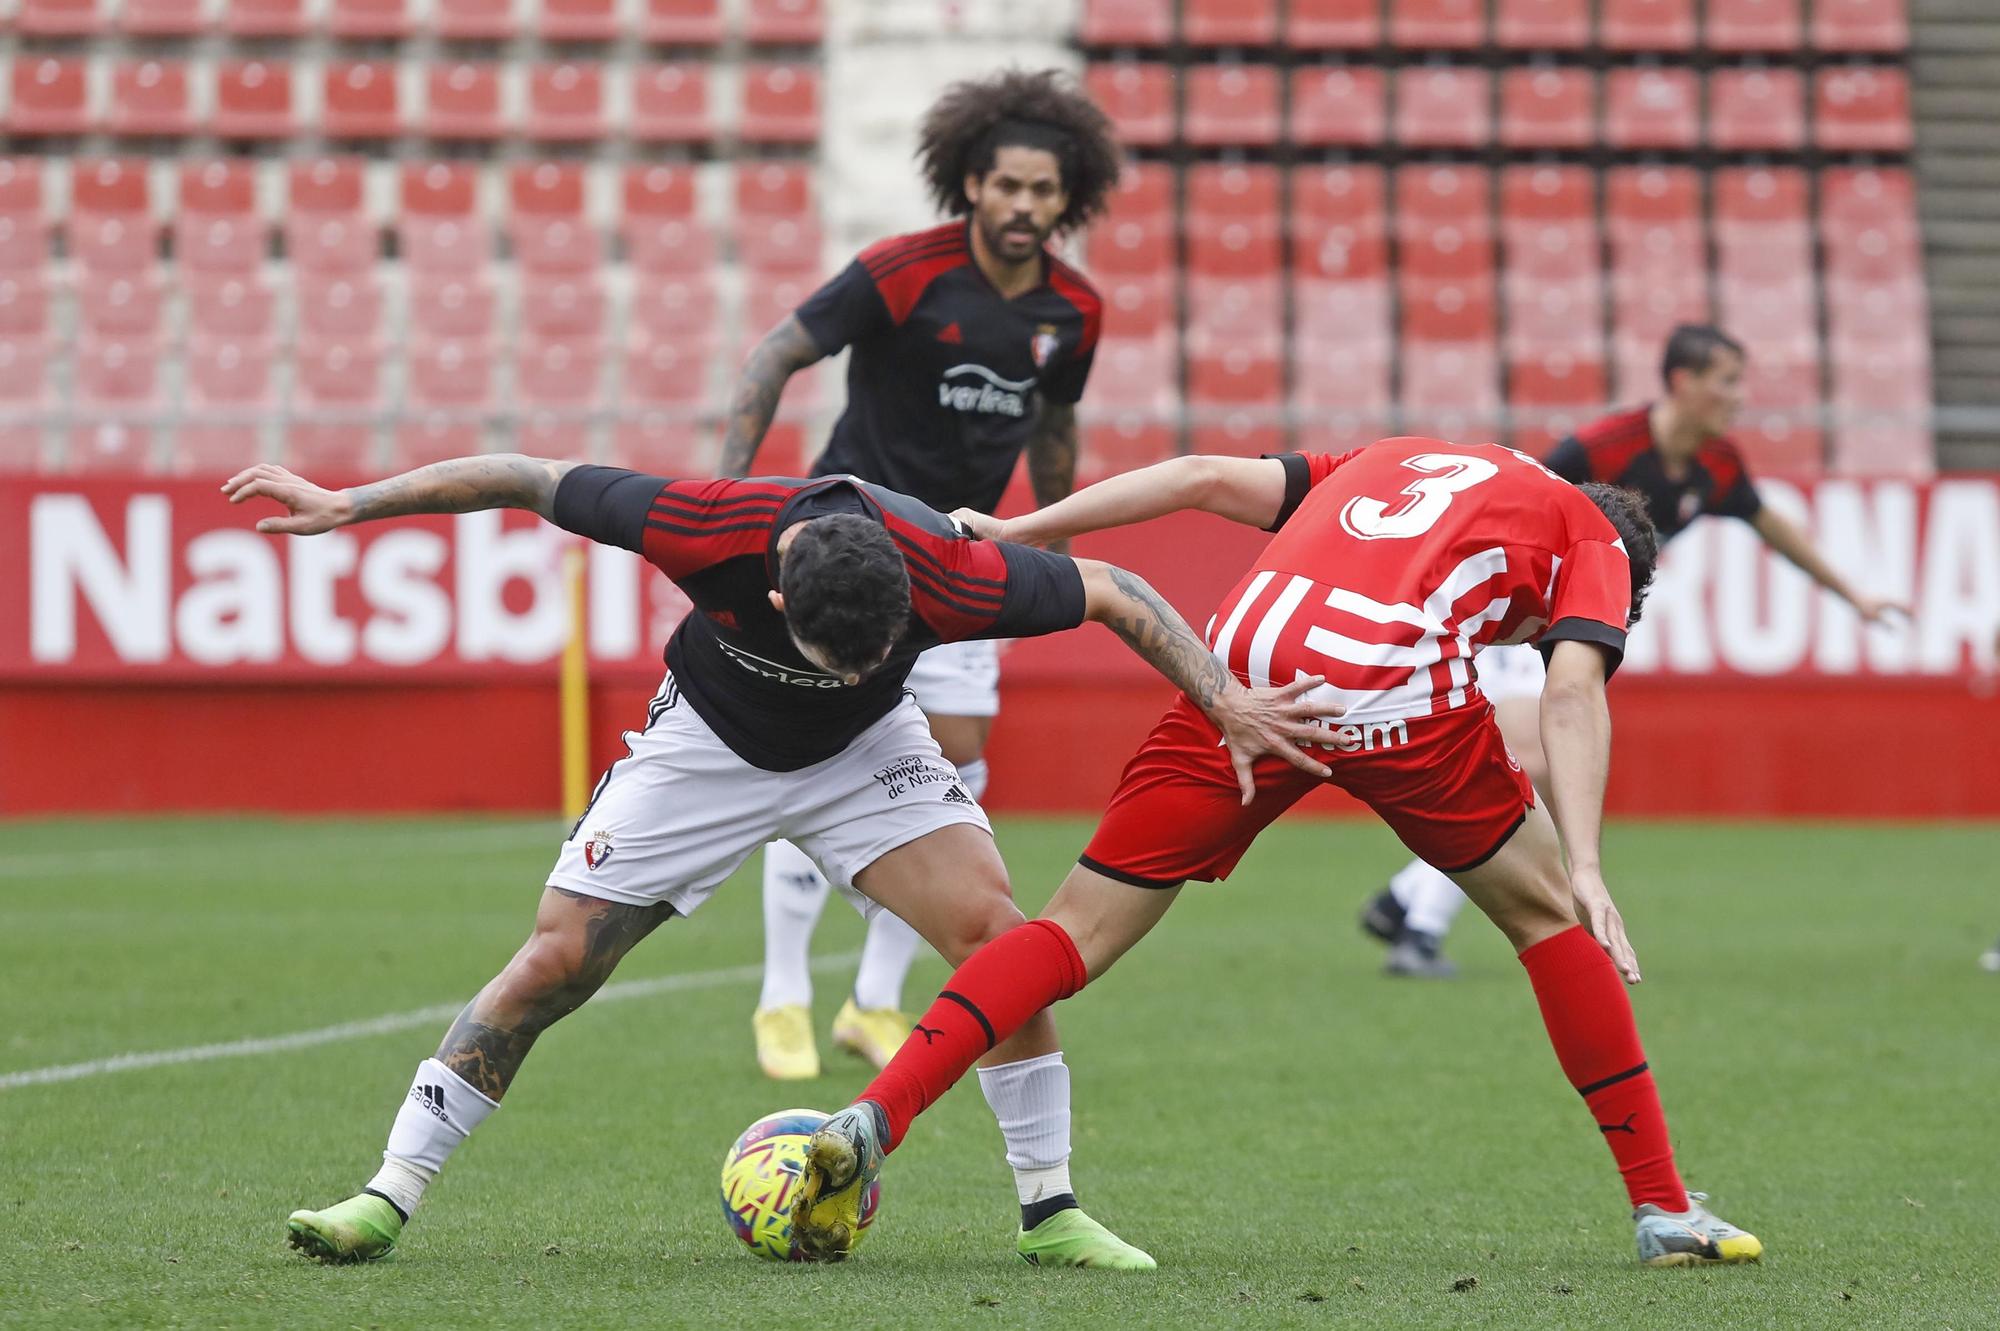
[0,950,861,1091]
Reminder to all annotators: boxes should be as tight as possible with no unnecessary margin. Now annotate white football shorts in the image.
[547,674,992,917]
[1476,642,1547,705]
[904,638,1002,718]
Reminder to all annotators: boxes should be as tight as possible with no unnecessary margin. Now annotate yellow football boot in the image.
[753,1004,820,1081]
[830,997,914,1070]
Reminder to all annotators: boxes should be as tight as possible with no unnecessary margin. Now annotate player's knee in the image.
[502,928,601,1012]
[937,878,1024,965]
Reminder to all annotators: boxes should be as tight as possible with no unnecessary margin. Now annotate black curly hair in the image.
[779,514,911,679]
[916,68,1123,233]
[1579,483,1661,626]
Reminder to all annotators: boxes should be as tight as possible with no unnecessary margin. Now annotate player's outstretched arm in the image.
[717,315,826,478]
[223,454,576,534]
[1074,558,1339,802]
[1748,507,1909,625]
[1538,640,1640,984]
[956,455,1291,546]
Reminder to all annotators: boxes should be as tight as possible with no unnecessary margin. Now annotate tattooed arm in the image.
[717,315,828,478]
[222,454,576,535]
[1026,400,1080,510]
[1075,558,1338,801]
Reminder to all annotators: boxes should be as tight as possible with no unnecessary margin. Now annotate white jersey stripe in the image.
[1210,569,1275,672]
[1246,574,1313,687]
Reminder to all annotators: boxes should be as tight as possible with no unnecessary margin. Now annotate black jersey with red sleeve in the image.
[1542,406,1762,543]
[791,221,1102,516]
[550,465,1086,771]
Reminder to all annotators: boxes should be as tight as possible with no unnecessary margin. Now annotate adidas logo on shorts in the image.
[943,783,974,805]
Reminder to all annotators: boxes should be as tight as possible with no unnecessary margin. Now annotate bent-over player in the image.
[226,453,1332,1269]
[790,438,1764,1270]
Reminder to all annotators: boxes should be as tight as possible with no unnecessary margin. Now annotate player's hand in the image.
[1211,674,1342,805]
[948,508,1009,542]
[1852,594,1911,626]
[1569,867,1641,984]
[223,463,353,535]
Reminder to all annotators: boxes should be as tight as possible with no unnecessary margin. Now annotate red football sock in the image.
[859,919,1087,1152]
[1518,926,1689,1212]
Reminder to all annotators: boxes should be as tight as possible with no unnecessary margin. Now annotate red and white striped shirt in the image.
[1207,438,1633,726]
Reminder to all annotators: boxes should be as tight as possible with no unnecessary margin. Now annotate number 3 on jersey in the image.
[1339,453,1500,540]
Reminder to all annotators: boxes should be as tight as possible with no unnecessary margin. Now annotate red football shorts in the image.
[1079,697,1534,888]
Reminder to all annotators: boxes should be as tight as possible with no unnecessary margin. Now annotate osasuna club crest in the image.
[583,830,615,870]
[1031,324,1061,368]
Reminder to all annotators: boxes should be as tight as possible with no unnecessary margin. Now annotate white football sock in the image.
[851,910,923,1011]
[956,757,990,803]
[977,1052,1073,1205]
[1391,859,1470,938]
[759,840,831,1010]
[371,1059,498,1215]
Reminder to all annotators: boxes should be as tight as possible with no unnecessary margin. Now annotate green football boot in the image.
[1018,1208,1157,1270]
[286,1192,403,1263]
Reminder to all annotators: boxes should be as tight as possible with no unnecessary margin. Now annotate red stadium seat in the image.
[629,162,697,215]
[1394,65,1491,149]
[1400,344,1502,440]
[73,334,162,469]
[739,62,820,145]
[70,160,157,275]
[433,0,517,39]
[527,62,605,142]
[286,159,375,274]
[640,0,722,44]
[399,338,494,462]
[1403,275,1497,341]
[1604,67,1699,150]
[175,160,264,275]
[1509,353,1608,451]
[1105,160,1174,222]
[1288,67,1386,148]
[118,0,207,34]
[1190,415,1285,459]
[1084,62,1175,148]
[19,0,99,33]
[738,212,823,273]
[508,162,600,275]
[1188,163,1280,223]
[538,0,619,40]
[745,0,823,44]
[0,273,48,336]
[1814,67,1913,153]
[1389,0,1485,47]
[1498,67,1594,149]
[287,335,381,472]
[1086,212,1173,275]
[423,63,505,141]
[1810,0,1907,53]
[214,60,296,139]
[323,61,403,140]
[734,159,813,216]
[1493,0,1589,49]
[1292,164,1388,279]
[178,336,275,474]
[517,336,604,408]
[221,0,304,34]
[187,275,277,338]
[1078,418,1176,484]
[1501,163,1593,225]
[105,60,196,138]
[610,418,718,474]
[1294,328,1391,409]
[1288,0,1379,48]
[1187,276,1282,351]
[739,270,816,339]
[632,63,711,143]
[1726,413,1823,476]
[1079,0,1172,45]
[1101,273,1175,340]
[77,273,163,334]
[8,58,91,136]
[629,273,719,339]
[1184,64,1281,147]
[1600,0,1696,50]
[328,0,410,37]
[297,275,383,338]
[1397,163,1490,236]
[1704,0,1801,51]
[1708,68,1806,151]
[0,336,50,469]
[409,275,497,339]
[1182,0,1277,46]
[1090,336,1180,415]
[1820,166,1918,242]
[399,162,490,275]
[520,275,606,338]
[1296,277,1392,352]
[622,334,711,407]
[624,169,715,276]
[1506,268,1602,354]
[1713,165,1809,234]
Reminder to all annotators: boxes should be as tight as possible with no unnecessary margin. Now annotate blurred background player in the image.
[1363,324,1913,977]
[716,70,1117,1078]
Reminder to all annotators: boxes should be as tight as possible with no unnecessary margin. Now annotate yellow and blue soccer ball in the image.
[720,1109,881,1261]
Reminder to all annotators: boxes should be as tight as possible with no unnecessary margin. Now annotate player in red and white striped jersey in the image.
[792,437,1766,1270]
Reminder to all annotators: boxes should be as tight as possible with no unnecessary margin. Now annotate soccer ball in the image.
[720,1108,881,1261]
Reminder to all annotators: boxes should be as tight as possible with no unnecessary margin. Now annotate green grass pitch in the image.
[2,815,1996,1329]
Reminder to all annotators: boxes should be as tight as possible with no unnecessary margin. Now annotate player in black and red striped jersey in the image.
[714,71,1120,1089]
[1364,325,1911,976]
[226,452,1331,1268]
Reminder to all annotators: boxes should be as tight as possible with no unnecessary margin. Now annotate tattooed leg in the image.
[436,887,677,1100]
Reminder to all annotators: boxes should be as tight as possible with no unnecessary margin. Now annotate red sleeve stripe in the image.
[863,236,963,281]
[899,556,1006,611]
[873,255,968,326]
[859,224,962,274]
[644,517,775,540]
[1046,258,1103,356]
[650,494,784,520]
[1699,442,1748,494]
[883,524,1009,595]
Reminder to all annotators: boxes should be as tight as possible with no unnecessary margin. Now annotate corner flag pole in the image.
[560,545,590,820]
